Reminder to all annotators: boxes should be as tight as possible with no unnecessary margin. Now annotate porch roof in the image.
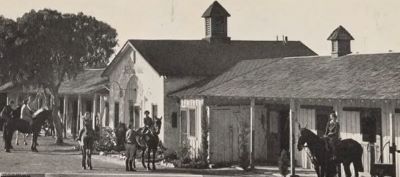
[0,69,108,95]
[176,52,400,100]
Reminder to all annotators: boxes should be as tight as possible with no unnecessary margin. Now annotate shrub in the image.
[238,122,250,170]
[114,123,127,151]
[94,127,117,152]
[278,149,290,177]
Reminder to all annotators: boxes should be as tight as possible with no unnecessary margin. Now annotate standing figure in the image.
[77,112,94,170]
[325,113,340,160]
[125,124,138,171]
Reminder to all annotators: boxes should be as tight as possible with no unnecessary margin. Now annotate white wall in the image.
[108,44,165,141]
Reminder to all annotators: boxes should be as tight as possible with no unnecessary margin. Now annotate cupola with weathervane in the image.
[328,25,354,58]
[202,1,231,43]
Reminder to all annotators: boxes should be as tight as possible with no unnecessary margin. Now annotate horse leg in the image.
[141,149,146,169]
[15,131,19,145]
[24,133,28,146]
[152,149,156,170]
[147,148,151,170]
[125,158,130,171]
[343,162,351,177]
[31,133,38,152]
[81,147,86,170]
[314,165,320,177]
[87,149,92,170]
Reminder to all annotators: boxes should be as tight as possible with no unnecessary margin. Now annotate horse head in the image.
[33,107,53,125]
[297,123,312,151]
[154,116,162,135]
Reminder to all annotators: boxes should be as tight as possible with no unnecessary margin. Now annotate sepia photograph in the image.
[0,0,400,177]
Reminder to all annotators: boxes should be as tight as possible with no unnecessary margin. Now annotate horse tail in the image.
[354,144,364,172]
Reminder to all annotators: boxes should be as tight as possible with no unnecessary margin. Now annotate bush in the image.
[278,149,290,177]
[238,123,250,170]
[94,127,117,152]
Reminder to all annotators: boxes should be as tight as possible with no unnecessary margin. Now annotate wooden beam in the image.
[249,98,255,169]
[63,95,68,138]
[289,99,299,177]
[92,94,98,129]
[77,95,82,131]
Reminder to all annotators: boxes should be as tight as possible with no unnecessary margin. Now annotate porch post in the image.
[92,94,98,129]
[77,95,82,131]
[63,95,68,138]
[249,98,255,169]
[389,100,396,177]
[289,99,299,177]
[99,95,105,127]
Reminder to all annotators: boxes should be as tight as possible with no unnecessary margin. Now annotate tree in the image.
[0,16,18,84]
[5,9,117,144]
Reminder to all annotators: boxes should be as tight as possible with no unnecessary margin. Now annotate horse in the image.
[297,126,364,177]
[3,107,52,152]
[79,119,95,170]
[136,117,163,170]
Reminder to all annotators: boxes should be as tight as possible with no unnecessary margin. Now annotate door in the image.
[114,102,119,128]
[128,100,134,128]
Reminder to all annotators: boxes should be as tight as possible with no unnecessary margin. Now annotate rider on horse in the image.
[142,110,153,135]
[325,112,340,160]
[21,96,34,125]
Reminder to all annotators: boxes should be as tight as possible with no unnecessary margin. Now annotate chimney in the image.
[202,1,231,43]
[327,26,354,58]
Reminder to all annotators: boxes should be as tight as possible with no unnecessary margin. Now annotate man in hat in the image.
[325,112,340,160]
[142,110,153,134]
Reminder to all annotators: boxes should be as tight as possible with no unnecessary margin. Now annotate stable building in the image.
[173,25,400,176]
[101,1,316,150]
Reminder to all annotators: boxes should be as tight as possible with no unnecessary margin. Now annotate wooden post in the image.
[206,105,211,164]
[77,95,82,131]
[389,104,397,177]
[249,98,255,169]
[99,95,105,127]
[63,95,68,138]
[92,94,98,129]
[290,99,299,177]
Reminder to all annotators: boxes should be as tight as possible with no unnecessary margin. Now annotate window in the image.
[134,106,140,129]
[114,102,119,128]
[129,100,134,128]
[189,109,196,137]
[152,104,158,118]
[205,18,211,36]
[105,103,109,126]
[171,112,177,128]
[181,110,187,135]
[130,50,136,63]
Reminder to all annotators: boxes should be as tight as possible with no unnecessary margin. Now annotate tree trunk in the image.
[52,91,63,144]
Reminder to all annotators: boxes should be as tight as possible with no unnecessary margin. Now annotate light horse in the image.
[297,126,364,177]
[134,117,163,170]
[79,118,95,170]
[3,107,52,152]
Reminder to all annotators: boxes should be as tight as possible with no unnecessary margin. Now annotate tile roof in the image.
[178,53,400,100]
[103,40,316,77]
[327,26,354,40]
[202,1,231,17]
[0,69,108,95]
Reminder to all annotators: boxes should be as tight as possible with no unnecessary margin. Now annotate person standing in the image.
[16,96,34,146]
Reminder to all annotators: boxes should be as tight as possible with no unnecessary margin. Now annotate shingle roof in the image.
[0,69,108,95]
[59,69,108,94]
[327,26,354,40]
[202,1,231,17]
[103,40,316,77]
[180,53,400,100]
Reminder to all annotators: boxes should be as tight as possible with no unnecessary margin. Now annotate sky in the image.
[1,0,399,56]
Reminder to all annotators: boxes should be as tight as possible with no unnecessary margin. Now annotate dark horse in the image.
[3,107,52,152]
[134,117,163,170]
[297,127,364,177]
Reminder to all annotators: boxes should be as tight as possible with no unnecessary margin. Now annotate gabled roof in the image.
[177,52,400,100]
[103,40,316,77]
[0,69,108,95]
[202,1,231,17]
[327,25,354,41]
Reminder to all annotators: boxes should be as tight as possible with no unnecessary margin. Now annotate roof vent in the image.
[327,26,354,58]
